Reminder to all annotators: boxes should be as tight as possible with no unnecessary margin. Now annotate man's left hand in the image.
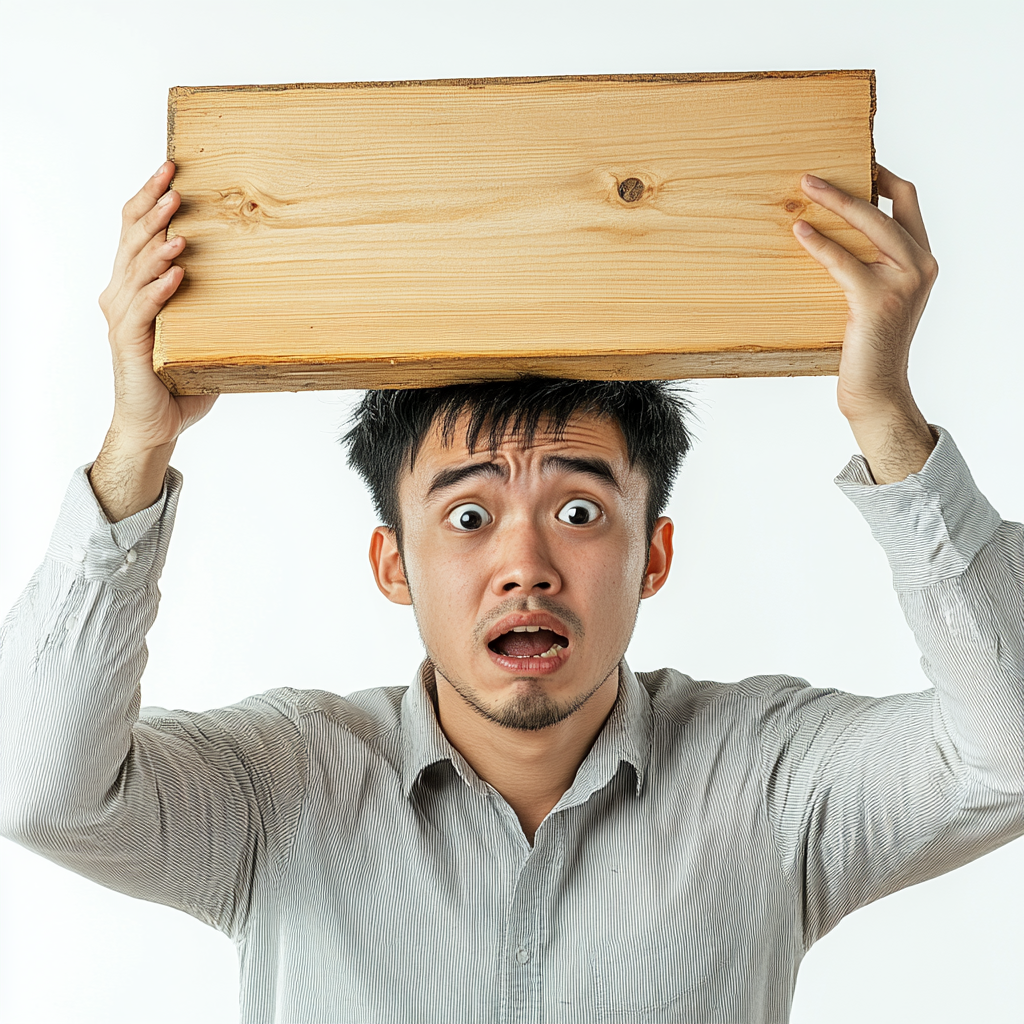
[793,165,939,483]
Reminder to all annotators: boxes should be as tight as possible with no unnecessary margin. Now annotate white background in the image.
[1,1,1021,1021]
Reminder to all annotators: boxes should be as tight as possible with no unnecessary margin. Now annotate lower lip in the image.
[486,645,570,675]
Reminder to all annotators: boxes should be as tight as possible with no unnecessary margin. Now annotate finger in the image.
[792,218,873,293]
[120,161,176,235]
[114,188,181,279]
[800,172,921,269]
[876,164,931,253]
[107,219,184,328]
[123,229,186,293]
[114,266,183,350]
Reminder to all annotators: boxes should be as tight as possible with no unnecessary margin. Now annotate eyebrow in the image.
[425,454,622,499]
[540,455,622,492]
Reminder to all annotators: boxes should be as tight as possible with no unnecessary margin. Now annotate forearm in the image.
[906,519,1024,794]
[0,466,178,837]
[837,426,1024,792]
[0,563,154,833]
[844,397,937,485]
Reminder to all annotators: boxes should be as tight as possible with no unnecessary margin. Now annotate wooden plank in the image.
[155,71,877,394]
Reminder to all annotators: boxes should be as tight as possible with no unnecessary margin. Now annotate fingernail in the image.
[158,190,175,207]
[805,174,829,189]
[793,219,814,236]
[153,162,167,178]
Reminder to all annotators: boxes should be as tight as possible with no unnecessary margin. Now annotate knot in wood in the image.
[618,177,645,203]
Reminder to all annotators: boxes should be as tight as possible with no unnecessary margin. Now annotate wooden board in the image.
[156,71,877,393]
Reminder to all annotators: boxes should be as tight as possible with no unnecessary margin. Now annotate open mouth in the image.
[487,625,570,660]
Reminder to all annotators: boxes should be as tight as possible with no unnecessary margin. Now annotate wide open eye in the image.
[556,499,601,526]
[448,503,492,532]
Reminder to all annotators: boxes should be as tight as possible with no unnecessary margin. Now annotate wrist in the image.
[90,425,177,522]
[844,403,937,485]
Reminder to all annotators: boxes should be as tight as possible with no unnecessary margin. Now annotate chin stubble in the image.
[432,658,618,731]
[418,592,639,733]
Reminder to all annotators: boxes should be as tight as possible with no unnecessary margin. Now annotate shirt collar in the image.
[400,657,652,802]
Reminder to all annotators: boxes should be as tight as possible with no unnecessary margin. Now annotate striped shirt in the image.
[1,426,1022,1024]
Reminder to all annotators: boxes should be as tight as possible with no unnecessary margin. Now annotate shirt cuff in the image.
[43,464,184,589]
[834,425,1002,592]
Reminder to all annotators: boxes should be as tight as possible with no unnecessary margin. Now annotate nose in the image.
[491,519,562,595]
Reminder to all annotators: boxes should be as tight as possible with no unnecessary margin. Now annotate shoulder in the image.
[138,684,407,757]
[636,666,816,720]
[635,666,879,742]
[249,684,407,741]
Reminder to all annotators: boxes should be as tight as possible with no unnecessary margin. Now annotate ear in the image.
[369,526,413,605]
[641,516,674,599]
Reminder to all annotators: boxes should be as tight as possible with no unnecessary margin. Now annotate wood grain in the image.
[156,71,876,393]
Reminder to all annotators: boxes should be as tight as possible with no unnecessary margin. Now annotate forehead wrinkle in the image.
[435,408,623,455]
[411,412,634,503]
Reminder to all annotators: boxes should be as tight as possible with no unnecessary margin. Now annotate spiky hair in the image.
[342,377,695,544]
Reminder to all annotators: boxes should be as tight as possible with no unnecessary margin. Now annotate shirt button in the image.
[66,615,77,631]
[125,548,138,565]
[70,546,86,563]
[515,948,531,964]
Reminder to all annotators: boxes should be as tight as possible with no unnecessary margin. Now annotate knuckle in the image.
[139,206,159,235]
[877,290,908,321]
[119,256,140,289]
[135,278,160,305]
[868,204,888,227]
[147,272,174,300]
[907,258,938,290]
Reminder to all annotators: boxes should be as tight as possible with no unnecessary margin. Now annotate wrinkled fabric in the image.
[1,426,1022,1024]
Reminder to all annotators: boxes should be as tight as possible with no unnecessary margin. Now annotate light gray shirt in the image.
[1,426,1023,1024]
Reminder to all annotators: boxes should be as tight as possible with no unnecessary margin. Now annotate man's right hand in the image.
[91,161,217,522]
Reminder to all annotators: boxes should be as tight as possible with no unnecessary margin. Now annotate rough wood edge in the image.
[167,89,177,162]
[868,70,878,206]
[154,347,843,395]
[167,68,875,102]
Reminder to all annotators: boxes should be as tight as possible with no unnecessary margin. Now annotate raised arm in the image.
[761,167,1024,945]
[91,160,216,520]
[0,163,304,938]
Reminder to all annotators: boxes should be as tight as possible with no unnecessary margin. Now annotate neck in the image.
[430,664,620,845]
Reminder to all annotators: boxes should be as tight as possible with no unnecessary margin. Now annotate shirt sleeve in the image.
[0,465,308,940]
[757,426,1024,948]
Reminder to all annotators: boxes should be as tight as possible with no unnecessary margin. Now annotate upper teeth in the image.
[512,625,541,632]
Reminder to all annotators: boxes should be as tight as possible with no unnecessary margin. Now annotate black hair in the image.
[341,377,695,547]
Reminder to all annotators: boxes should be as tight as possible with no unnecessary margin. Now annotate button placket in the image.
[498,814,566,1024]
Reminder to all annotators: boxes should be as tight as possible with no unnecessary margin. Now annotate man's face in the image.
[369,411,673,731]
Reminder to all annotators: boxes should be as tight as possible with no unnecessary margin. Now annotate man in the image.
[1,160,1021,1023]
